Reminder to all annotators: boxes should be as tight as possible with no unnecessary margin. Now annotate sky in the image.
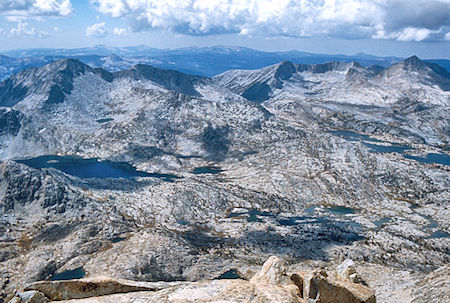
[0,0,449,59]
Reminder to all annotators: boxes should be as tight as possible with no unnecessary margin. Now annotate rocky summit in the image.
[0,57,449,303]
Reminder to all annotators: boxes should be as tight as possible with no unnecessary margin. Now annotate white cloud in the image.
[395,28,434,42]
[92,0,450,41]
[113,27,126,36]
[8,22,50,38]
[0,0,73,21]
[373,27,442,42]
[86,22,108,38]
[445,32,450,40]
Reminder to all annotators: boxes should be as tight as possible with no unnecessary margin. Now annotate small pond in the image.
[227,209,275,222]
[111,237,127,243]
[373,217,392,230]
[16,155,180,181]
[192,166,224,174]
[177,219,189,226]
[50,267,85,281]
[326,206,357,215]
[96,118,114,123]
[227,209,275,223]
[427,230,449,239]
[215,269,241,280]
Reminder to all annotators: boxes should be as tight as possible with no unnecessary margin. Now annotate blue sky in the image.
[0,0,449,59]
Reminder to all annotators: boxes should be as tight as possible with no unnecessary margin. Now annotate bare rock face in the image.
[250,256,286,285]
[296,260,376,303]
[336,259,356,280]
[336,259,364,284]
[308,272,375,303]
[411,264,450,303]
[249,256,301,303]
[10,290,49,303]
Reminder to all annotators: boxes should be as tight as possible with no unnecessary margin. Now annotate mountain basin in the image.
[15,155,180,181]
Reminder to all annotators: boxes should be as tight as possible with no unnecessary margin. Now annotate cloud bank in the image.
[92,0,450,41]
[0,0,73,21]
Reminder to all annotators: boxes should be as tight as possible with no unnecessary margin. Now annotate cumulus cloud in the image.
[91,0,450,41]
[373,27,441,42]
[446,32,450,40]
[0,0,73,21]
[8,22,50,38]
[113,27,126,35]
[86,22,108,38]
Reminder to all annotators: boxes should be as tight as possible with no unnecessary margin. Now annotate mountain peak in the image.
[392,55,450,81]
[401,55,427,70]
[274,61,297,80]
[48,58,89,71]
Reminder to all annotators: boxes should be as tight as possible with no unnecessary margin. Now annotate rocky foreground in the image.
[6,256,376,303]
[7,256,450,303]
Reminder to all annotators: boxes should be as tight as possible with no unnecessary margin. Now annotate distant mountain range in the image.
[1,45,449,81]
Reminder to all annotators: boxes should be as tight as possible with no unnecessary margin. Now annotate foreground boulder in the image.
[24,277,181,301]
[9,290,49,303]
[306,271,375,303]
[295,259,376,303]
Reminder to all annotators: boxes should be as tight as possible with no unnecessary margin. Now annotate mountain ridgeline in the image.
[213,57,450,102]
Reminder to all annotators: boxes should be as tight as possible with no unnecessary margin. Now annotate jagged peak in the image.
[400,55,427,70]
[403,55,421,63]
[116,63,204,97]
[37,58,93,82]
[48,58,89,70]
[274,61,297,80]
[388,56,450,79]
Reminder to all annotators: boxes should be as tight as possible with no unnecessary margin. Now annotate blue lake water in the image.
[227,209,275,222]
[177,219,189,226]
[215,269,241,280]
[50,267,85,281]
[428,230,449,239]
[96,118,114,123]
[363,142,412,154]
[16,155,180,181]
[326,206,357,215]
[192,166,224,174]
[331,130,449,166]
[373,217,391,230]
[331,131,380,142]
[404,153,450,166]
[111,237,127,243]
